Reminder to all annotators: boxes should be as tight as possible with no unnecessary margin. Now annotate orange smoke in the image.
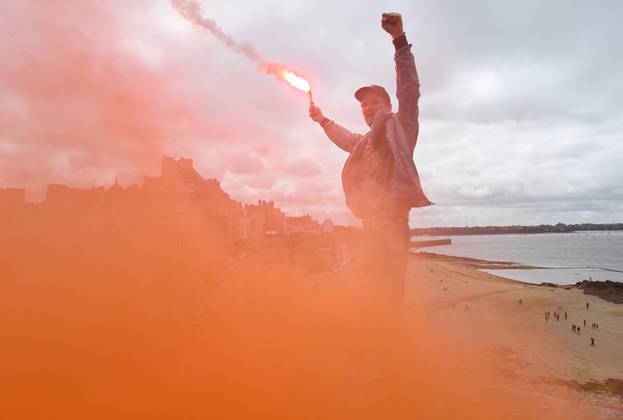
[0,1,215,201]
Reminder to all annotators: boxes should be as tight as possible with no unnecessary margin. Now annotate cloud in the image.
[280,157,324,178]
[1,0,622,227]
[226,153,266,175]
[0,1,214,196]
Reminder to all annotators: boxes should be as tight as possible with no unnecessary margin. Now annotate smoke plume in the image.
[170,0,262,63]
[170,0,310,91]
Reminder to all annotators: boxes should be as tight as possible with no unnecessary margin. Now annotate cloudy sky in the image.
[1,0,622,226]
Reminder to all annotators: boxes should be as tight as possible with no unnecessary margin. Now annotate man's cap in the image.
[354,85,391,105]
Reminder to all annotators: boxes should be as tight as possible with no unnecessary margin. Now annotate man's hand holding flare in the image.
[309,102,325,123]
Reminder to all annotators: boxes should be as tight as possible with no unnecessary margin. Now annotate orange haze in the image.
[0,2,585,418]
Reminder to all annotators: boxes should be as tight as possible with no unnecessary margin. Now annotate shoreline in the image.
[413,251,623,305]
[412,250,541,270]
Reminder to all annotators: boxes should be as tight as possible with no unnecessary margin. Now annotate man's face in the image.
[360,94,391,128]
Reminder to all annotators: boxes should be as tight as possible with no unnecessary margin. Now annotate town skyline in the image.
[0,155,333,243]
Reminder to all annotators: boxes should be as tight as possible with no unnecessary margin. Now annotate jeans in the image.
[360,216,410,314]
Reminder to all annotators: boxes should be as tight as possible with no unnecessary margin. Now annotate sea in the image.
[412,231,623,285]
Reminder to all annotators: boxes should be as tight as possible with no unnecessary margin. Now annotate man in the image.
[309,13,431,315]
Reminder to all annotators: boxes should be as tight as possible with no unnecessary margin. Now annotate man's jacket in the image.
[321,41,432,211]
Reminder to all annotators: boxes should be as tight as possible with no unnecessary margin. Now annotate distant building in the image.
[243,200,286,244]
[321,219,334,234]
[143,156,225,196]
[286,214,321,236]
[138,156,242,242]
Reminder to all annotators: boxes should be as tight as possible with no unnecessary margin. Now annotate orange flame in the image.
[281,69,311,93]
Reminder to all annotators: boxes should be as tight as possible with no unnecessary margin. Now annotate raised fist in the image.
[381,12,404,39]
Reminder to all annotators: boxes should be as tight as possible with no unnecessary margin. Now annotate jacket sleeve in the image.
[320,119,365,153]
[394,36,421,148]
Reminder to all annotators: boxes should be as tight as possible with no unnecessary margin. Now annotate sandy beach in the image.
[407,252,623,418]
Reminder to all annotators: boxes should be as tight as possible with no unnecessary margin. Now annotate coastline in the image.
[413,250,543,270]
[413,251,623,304]
[407,252,623,416]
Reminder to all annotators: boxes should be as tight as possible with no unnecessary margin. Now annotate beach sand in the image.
[407,253,623,418]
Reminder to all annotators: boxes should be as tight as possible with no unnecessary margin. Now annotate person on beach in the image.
[309,13,431,316]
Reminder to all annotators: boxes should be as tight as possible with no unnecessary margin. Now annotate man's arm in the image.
[309,103,364,153]
[382,13,421,147]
